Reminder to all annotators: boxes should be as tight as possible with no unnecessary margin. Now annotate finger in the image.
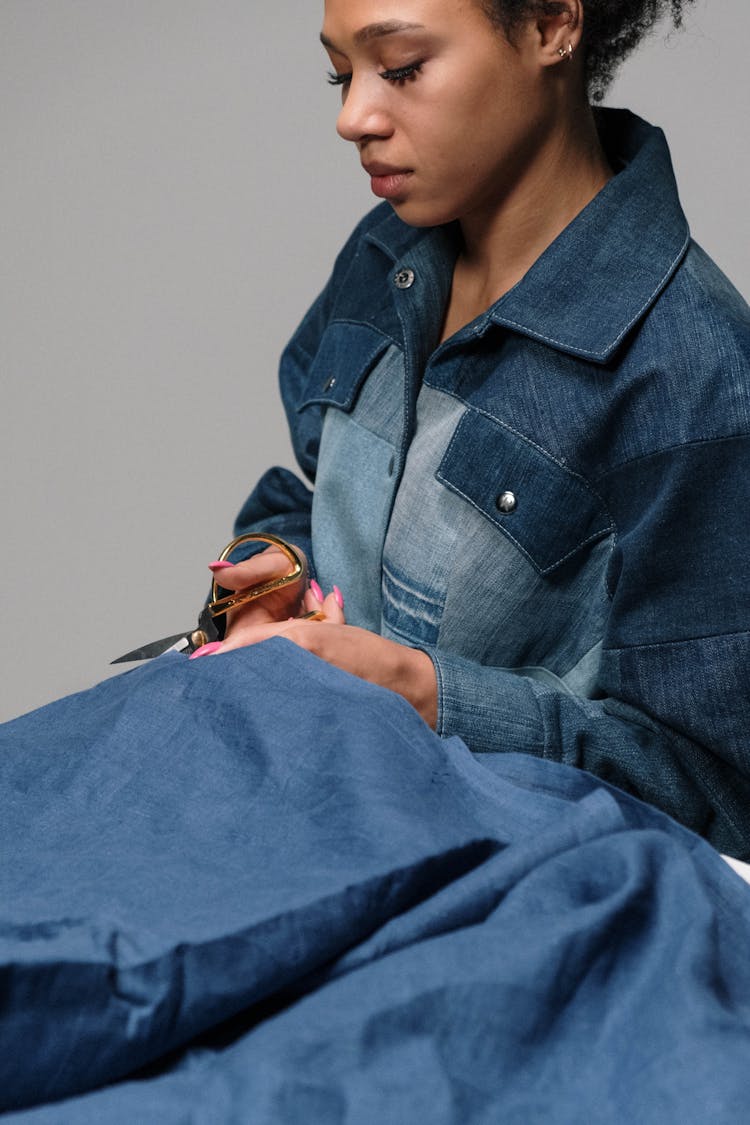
[302,580,325,614]
[208,546,304,593]
[321,588,345,625]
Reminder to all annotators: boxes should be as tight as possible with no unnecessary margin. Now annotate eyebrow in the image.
[320,21,426,52]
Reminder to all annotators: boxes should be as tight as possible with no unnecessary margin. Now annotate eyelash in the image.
[327,61,423,87]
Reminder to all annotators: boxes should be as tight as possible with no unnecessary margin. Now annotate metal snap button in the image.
[323,376,337,392]
[496,491,517,513]
[394,267,415,289]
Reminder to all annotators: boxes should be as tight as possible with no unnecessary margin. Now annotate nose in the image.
[336,75,392,145]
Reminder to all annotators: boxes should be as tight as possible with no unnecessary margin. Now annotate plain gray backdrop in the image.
[1,0,748,721]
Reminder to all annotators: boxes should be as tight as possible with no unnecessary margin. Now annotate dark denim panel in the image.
[601,631,750,773]
[296,322,392,412]
[437,408,613,575]
[600,435,750,645]
[426,255,750,484]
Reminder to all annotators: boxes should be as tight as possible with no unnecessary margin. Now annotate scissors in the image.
[111,532,322,663]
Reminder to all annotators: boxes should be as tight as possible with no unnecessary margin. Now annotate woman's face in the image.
[321,0,556,228]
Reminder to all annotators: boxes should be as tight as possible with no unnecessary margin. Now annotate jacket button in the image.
[323,376,337,392]
[496,491,517,513]
[394,267,415,289]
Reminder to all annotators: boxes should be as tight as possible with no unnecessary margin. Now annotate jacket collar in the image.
[364,109,690,364]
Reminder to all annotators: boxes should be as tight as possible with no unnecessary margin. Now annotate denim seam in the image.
[438,474,616,576]
[429,648,447,738]
[603,627,750,654]
[318,405,400,448]
[593,432,750,482]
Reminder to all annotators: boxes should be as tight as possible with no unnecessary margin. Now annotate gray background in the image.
[1,0,748,721]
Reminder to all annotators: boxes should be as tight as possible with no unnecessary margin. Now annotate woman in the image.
[189,0,750,858]
[5,3,750,1117]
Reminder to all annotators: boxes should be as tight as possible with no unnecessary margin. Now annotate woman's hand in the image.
[196,568,438,729]
[208,544,318,630]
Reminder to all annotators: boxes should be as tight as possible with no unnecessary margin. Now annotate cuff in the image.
[427,648,548,757]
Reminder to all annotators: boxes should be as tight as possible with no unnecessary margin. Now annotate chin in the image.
[388,198,458,229]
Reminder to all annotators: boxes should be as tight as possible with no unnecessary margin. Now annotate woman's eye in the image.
[379,61,423,83]
[326,60,423,88]
[327,70,352,87]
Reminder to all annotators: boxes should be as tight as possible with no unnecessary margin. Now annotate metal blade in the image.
[111,632,191,664]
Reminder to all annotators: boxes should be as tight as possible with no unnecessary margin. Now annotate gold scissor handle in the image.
[207,533,305,618]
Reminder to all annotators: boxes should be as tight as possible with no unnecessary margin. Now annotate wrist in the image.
[401,646,438,729]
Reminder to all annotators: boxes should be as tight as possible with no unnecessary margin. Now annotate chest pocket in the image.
[436,409,614,576]
[297,322,393,414]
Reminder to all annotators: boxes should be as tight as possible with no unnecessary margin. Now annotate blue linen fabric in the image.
[234,109,750,858]
[2,642,750,1122]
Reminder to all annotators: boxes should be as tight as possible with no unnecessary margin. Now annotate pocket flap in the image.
[437,410,614,575]
[298,323,392,412]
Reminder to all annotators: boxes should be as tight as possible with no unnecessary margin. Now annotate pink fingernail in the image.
[189,641,223,660]
[333,585,344,610]
[208,560,235,572]
[309,580,324,604]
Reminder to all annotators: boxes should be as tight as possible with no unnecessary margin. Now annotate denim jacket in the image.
[234,109,750,857]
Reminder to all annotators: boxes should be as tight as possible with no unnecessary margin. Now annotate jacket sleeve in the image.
[428,431,750,859]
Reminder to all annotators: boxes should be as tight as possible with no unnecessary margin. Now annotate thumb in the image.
[207,546,302,593]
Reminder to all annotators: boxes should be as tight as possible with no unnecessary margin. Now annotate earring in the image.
[557,42,574,61]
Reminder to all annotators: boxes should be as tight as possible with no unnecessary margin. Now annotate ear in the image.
[536,0,584,69]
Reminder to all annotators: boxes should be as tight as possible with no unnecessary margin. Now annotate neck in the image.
[457,102,612,305]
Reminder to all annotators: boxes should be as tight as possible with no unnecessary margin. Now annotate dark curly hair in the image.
[481,1,693,100]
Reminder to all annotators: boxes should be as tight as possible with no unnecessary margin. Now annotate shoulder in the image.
[638,239,750,393]
[546,239,750,479]
[676,241,750,358]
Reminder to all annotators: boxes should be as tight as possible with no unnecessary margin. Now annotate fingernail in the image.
[189,641,223,660]
[208,560,235,572]
[309,579,324,604]
[333,585,344,610]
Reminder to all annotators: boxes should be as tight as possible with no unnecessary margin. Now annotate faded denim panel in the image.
[312,343,406,631]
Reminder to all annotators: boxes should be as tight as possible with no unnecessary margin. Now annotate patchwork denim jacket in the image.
[234,109,750,857]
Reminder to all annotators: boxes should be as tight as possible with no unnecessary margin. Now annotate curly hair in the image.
[481,1,693,101]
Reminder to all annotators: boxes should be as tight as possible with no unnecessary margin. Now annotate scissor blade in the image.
[111,631,191,664]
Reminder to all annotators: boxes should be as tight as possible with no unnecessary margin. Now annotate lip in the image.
[363,163,413,200]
